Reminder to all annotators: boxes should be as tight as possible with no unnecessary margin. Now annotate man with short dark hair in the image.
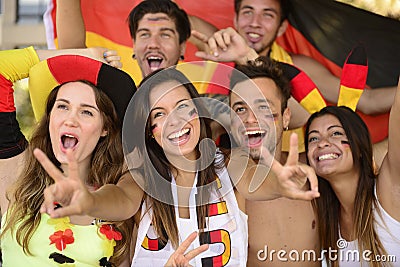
[56,0,192,79]
[229,56,320,266]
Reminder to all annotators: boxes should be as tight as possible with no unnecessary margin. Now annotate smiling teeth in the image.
[245,130,265,135]
[248,33,260,38]
[148,56,162,60]
[318,153,339,161]
[168,128,189,139]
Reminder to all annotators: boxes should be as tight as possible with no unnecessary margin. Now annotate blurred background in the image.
[0,0,399,139]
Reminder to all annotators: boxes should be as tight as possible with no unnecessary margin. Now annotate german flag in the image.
[337,45,368,111]
[278,0,400,89]
[207,201,228,217]
[278,62,326,114]
[141,234,167,251]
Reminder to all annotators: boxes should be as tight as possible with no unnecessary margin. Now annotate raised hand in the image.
[192,27,258,64]
[165,232,209,267]
[34,148,94,218]
[266,133,320,200]
[102,49,123,68]
[85,47,123,68]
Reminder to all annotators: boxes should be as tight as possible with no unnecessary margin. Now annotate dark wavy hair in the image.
[230,56,291,114]
[128,0,191,44]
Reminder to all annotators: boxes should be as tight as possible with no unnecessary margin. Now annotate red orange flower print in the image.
[100,224,122,241]
[49,229,75,251]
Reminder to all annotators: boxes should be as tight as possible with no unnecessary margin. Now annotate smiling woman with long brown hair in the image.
[0,47,136,266]
[305,80,400,267]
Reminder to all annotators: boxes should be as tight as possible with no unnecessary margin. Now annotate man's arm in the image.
[292,54,396,115]
[56,0,86,48]
[188,15,218,51]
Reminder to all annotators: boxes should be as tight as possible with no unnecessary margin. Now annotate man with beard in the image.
[56,0,216,81]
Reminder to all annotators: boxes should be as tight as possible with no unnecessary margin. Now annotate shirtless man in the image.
[229,57,320,266]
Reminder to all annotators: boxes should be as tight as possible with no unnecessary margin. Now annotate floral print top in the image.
[1,212,122,267]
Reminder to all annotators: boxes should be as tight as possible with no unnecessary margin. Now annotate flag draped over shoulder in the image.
[43,0,399,143]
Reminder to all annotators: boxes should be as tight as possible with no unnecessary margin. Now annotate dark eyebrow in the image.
[150,98,190,113]
[241,5,255,10]
[232,100,246,110]
[159,28,176,34]
[232,98,275,108]
[241,5,279,15]
[254,98,275,108]
[176,99,190,105]
[308,125,344,135]
[328,125,344,131]
[137,27,176,32]
[55,99,99,112]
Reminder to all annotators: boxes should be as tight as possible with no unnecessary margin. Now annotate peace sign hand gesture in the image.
[264,133,320,200]
[165,232,209,267]
[34,148,95,218]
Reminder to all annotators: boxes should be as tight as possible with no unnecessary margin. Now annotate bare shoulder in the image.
[0,151,27,215]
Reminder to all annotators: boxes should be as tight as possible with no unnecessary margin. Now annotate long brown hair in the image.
[1,80,131,265]
[305,106,388,267]
[127,68,223,248]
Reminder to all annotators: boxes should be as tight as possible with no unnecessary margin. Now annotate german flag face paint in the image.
[149,81,200,159]
[188,107,198,118]
[134,13,182,77]
[150,123,159,134]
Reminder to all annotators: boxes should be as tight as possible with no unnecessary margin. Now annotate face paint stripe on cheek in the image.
[189,108,198,118]
[150,123,159,133]
[341,140,350,148]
